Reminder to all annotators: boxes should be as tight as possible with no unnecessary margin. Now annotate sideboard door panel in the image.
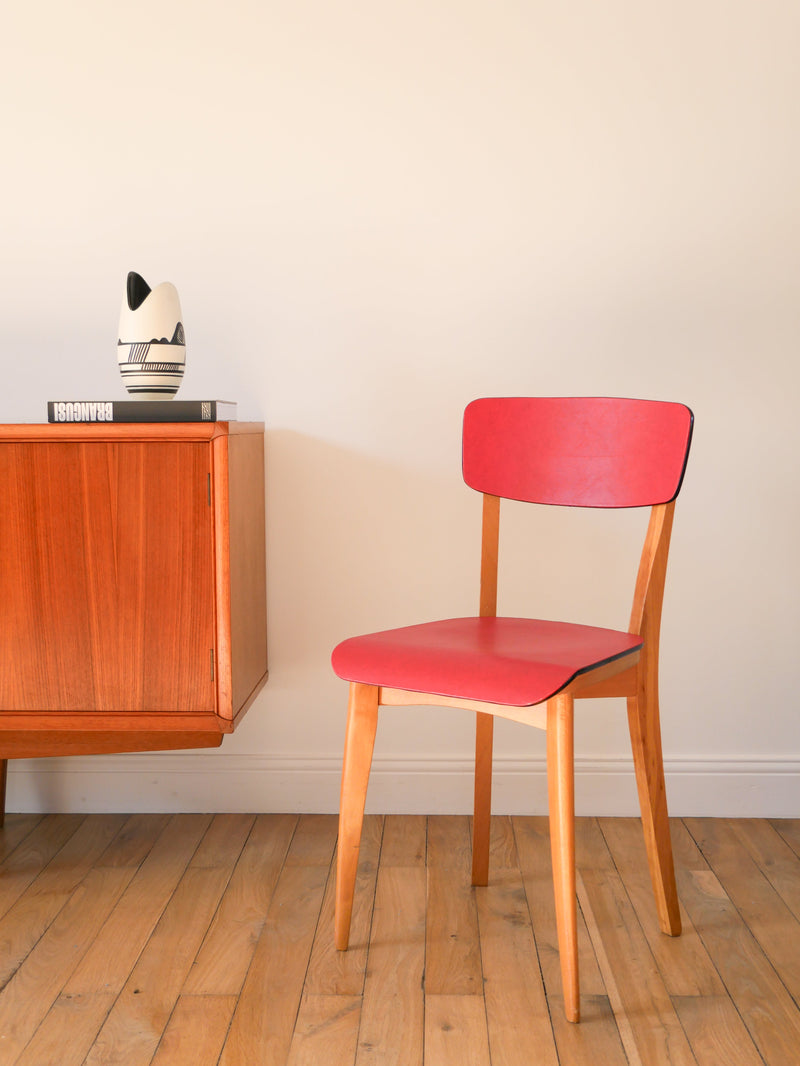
[0,441,216,714]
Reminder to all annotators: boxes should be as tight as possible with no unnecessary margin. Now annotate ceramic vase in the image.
[117,271,186,399]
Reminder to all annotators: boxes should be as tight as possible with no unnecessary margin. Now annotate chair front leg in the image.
[547,692,579,1023]
[335,682,380,951]
[471,711,494,886]
[627,683,681,936]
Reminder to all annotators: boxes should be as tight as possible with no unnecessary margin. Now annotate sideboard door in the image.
[0,440,216,714]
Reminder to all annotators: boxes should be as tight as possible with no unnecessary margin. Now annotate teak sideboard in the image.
[0,421,268,820]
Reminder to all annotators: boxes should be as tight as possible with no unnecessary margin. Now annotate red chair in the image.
[332,397,693,1022]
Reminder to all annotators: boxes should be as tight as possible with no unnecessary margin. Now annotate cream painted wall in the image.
[2,1,798,814]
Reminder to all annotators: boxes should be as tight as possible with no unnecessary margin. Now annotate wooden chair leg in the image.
[471,711,493,886]
[547,692,579,1023]
[0,760,6,828]
[335,682,380,951]
[627,689,681,936]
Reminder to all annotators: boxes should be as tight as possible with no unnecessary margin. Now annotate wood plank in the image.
[219,815,337,1065]
[547,996,629,1066]
[286,994,361,1066]
[426,813,483,995]
[512,816,605,996]
[598,817,725,996]
[476,868,560,1066]
[0,813,85,919]
[6,813,800,1060]
[0,867,132,1063]
[150,995,237,1066]
[356,866,425,1066]
[0,812,45,863]
[219,864,331,1066]
[188,812,255,868]
[0,814,127,988]
[770,818,800,858]
[427,814,472,872]
[577,863,696,1065]
[15,993,117,1066]
[685,816,800,1001]
[489,814,520,869]
[83,865,232,1066]
[424,995,491,1066]
[305,814,383,995]
[673,995,765,1066]
[66,814,214,995]
[379,813,426,866]
[672,819,800,1064]
[730,817,800,922]
[183,813,298,995]
[284,813,340,866]
[93,812,171,868]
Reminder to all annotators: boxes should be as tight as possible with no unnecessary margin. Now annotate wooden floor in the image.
[1,813,799,1065]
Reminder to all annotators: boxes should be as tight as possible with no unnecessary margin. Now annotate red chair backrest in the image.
[462,397,693,508]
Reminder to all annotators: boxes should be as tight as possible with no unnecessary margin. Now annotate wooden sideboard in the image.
[0,421,268,820]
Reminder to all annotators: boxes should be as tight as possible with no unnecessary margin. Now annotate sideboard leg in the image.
[0,760,7,827]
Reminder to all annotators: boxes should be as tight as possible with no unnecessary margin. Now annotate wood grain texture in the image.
[547,692,579,1021]
[84,865,233,1066]
[0,813,85,921]
[598,817,723,997]
[379,813,426,866]
[0,814,126,988]
[306,814,383,995]
[476,868,560,1066]
[225,426,269,719]
[0,811,45,864]
[5,814,800,1065]
[425,995,491,1066]
[355,866,425,1066]
[286,994,361,1066]
[0,423,267,772]
[0,440,215,715]
[150,994,237,1066]
[426,816,483,995]
[674,819,800,1064]
[219,858,333,1064]
[15,992,117,1066]
[66,814,214,996]
[335,683,379,950]
[184,813,298,995]
[512,815,605,998]
[673,995,765,1066]
[732,817,800,921]
[0,866,132,1062]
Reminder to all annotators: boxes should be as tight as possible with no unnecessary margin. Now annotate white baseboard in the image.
[5,753,799,817]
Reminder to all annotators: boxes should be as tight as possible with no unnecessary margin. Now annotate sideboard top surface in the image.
[0,422,264,443]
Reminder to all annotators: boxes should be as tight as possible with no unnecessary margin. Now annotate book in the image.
[47,400,238,424]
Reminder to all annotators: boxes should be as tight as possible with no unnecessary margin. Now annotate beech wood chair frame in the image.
[333,398,691,1023]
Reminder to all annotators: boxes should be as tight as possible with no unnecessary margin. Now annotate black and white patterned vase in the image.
[117,271,186,399]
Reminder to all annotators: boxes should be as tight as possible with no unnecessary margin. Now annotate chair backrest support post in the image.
[479,494,500,618]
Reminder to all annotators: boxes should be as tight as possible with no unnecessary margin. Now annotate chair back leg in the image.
[547,692,580,1022]
[335,683,380,950]
[627,690,682,935]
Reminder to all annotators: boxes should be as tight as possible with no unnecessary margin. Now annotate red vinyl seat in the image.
[332,396,693,1024]
[333,617,643,708]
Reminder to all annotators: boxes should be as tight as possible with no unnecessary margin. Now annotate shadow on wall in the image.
[263,428,477,681]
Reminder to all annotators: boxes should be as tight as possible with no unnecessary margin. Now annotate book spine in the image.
[48,401,224,423]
